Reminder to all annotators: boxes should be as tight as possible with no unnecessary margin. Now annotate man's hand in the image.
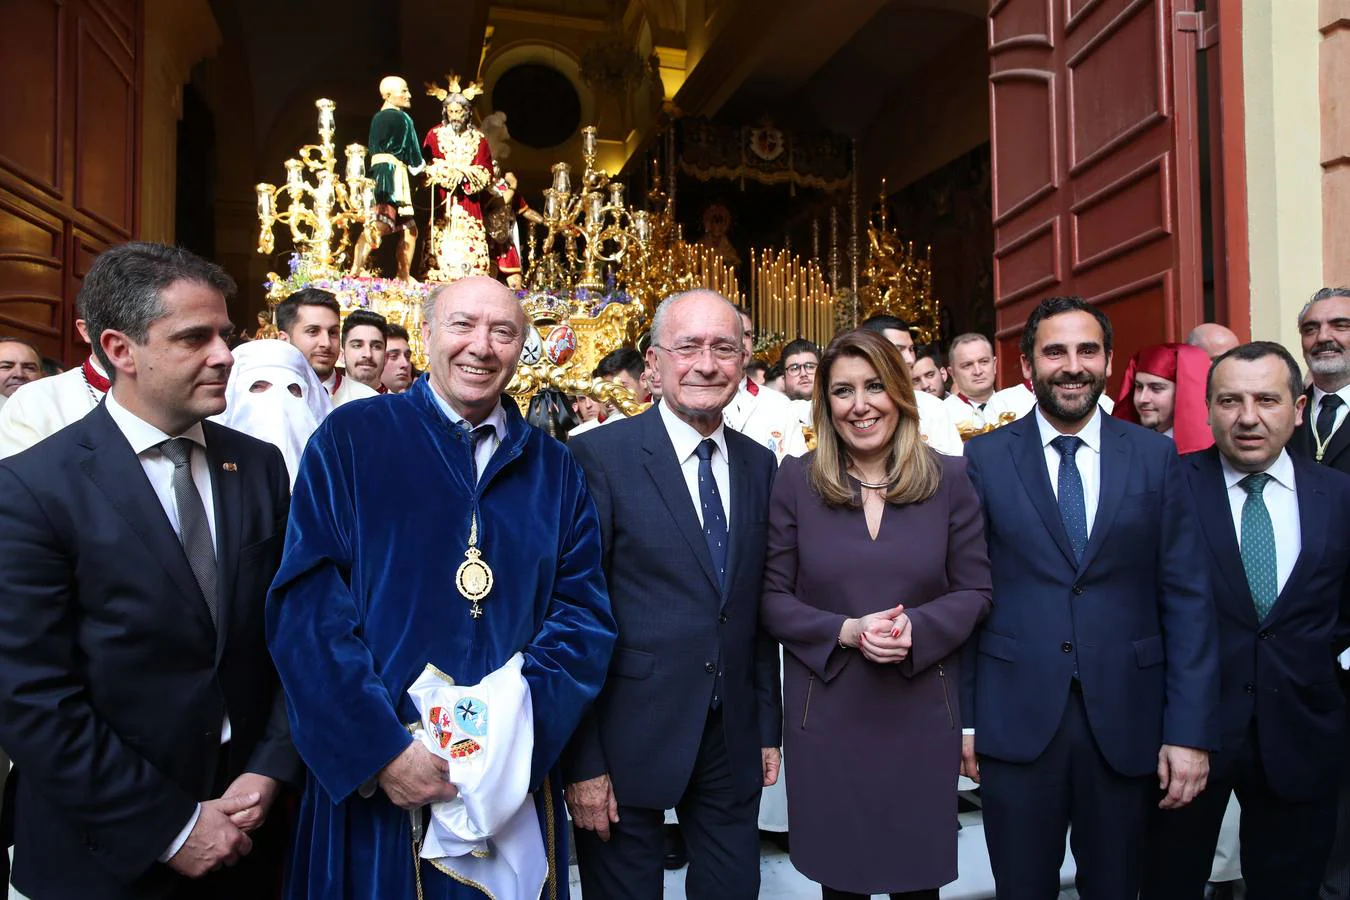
[377,741,459,810]
[960,733,980,783]
[840,604,905,649]
[858,612,912,664]
[1157,744,1209,809]
[221,773,281,833]
[566,774,620,842]
[165,793,258,878]
[762,747,782,787]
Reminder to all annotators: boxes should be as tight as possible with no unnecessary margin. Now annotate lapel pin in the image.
[222,462,238,472]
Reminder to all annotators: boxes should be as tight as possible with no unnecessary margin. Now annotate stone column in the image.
[139,0,221,244]
[1323,0,1350,287]
[1242,0,1323,349]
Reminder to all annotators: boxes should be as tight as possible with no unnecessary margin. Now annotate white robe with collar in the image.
[0,364,105,459]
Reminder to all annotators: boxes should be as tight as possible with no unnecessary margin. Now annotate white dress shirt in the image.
[428,389,506,483]
[104,391,227,861]
[1034,405,1104,536]
[1220,449,1301,597]
[659,400,731,527]
[1311,384,1350,442]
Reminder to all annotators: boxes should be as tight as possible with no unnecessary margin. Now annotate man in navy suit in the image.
[1284,288,1350,900]
[564,289,782,899]
[961,296,1218,900]
[0,242,299,899]
[1141,341,1350,899]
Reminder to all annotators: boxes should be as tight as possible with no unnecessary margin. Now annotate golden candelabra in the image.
[532,126,636,293]
[255,99,374,275]
[615,156,740,318]
[857,179,940,342]
[749,248,834,354]
[956,411,1019,442]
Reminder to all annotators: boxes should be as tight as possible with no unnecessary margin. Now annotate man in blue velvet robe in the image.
[267,276,617,898]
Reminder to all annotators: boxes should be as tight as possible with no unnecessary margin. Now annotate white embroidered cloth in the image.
[408,653,546,899]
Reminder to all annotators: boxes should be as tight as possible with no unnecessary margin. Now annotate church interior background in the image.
[0,0,1247,404]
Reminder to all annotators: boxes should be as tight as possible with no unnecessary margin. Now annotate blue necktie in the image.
[1051,435,1088,561]
[458,421,492,484]
[694,439,728,588]
[1239,473,1278,619]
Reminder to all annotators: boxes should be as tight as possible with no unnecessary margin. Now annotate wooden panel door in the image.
[988,0,1204,394]
[0,0,140,364]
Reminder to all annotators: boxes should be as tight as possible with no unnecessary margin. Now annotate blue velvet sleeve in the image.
[265,427,412,803]
[522,458,617,791]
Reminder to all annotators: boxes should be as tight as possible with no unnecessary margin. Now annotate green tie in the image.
[1239,473,1277,619]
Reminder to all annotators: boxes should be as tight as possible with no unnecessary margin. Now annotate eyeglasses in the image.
[653,342,743,362]
[785,362,818,375]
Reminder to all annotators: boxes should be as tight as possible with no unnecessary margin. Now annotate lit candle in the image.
[316,99,335,142]
[586,192,604,226]
[314,171,335,210]
[345,144,366,182]
[608,183,624,207]
[255,183,275,220]
[581,126,598,159]
[552,163,571,195]
[633,211,651,243]
[285,159,304,194]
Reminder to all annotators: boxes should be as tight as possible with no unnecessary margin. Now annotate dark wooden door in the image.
[0,0,142,365]
[988,0,1204,394]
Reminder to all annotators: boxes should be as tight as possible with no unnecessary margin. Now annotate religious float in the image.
[253,77,946,419]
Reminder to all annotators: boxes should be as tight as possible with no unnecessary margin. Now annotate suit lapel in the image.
[77,405,215,635]
[1011,417,1078,568]
[722,435,752,608]
[205,425,242,661]
[1189,448,1257,621]
[640,411,721,594]
[1321,414,1350,468]
[1077,417,1130,573]
[1272,457,1327,615]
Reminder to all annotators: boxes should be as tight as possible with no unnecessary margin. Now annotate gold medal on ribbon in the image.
[456,509,493,618]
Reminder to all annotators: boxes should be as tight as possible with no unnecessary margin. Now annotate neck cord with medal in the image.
[454,426,494,617]
[1313,401,1342,462]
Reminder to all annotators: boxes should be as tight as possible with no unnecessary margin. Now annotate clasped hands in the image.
[840,603,912,664]
[166,772,280,878]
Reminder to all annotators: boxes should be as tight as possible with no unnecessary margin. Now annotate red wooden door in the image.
[988,0,1204,394]
[0,0,142,365]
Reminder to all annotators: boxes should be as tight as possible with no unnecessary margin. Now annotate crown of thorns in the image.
[426,74,483,102]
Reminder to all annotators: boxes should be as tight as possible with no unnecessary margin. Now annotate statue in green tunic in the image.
[351,76,425,281]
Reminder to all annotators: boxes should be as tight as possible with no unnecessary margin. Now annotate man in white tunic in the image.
[0,322,108,459]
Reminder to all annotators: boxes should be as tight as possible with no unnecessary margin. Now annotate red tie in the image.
[745,379,759,397]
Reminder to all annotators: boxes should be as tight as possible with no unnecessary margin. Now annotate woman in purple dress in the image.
[761,329,992,899]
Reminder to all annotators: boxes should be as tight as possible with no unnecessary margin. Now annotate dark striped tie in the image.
[158,438,218,625]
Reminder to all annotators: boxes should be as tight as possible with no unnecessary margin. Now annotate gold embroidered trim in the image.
[543,775,559,900]
[425,662,458,685]
[426,855,499,899]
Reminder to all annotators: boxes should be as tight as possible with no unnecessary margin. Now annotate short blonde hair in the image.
[809,329,941,508]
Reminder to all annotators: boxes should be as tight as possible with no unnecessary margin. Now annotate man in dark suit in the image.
[1286,286,1350,900]
[564,289,782,899]
[1142,341,1350,900]
[961,296,1218,900]
[0,242,300,899]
